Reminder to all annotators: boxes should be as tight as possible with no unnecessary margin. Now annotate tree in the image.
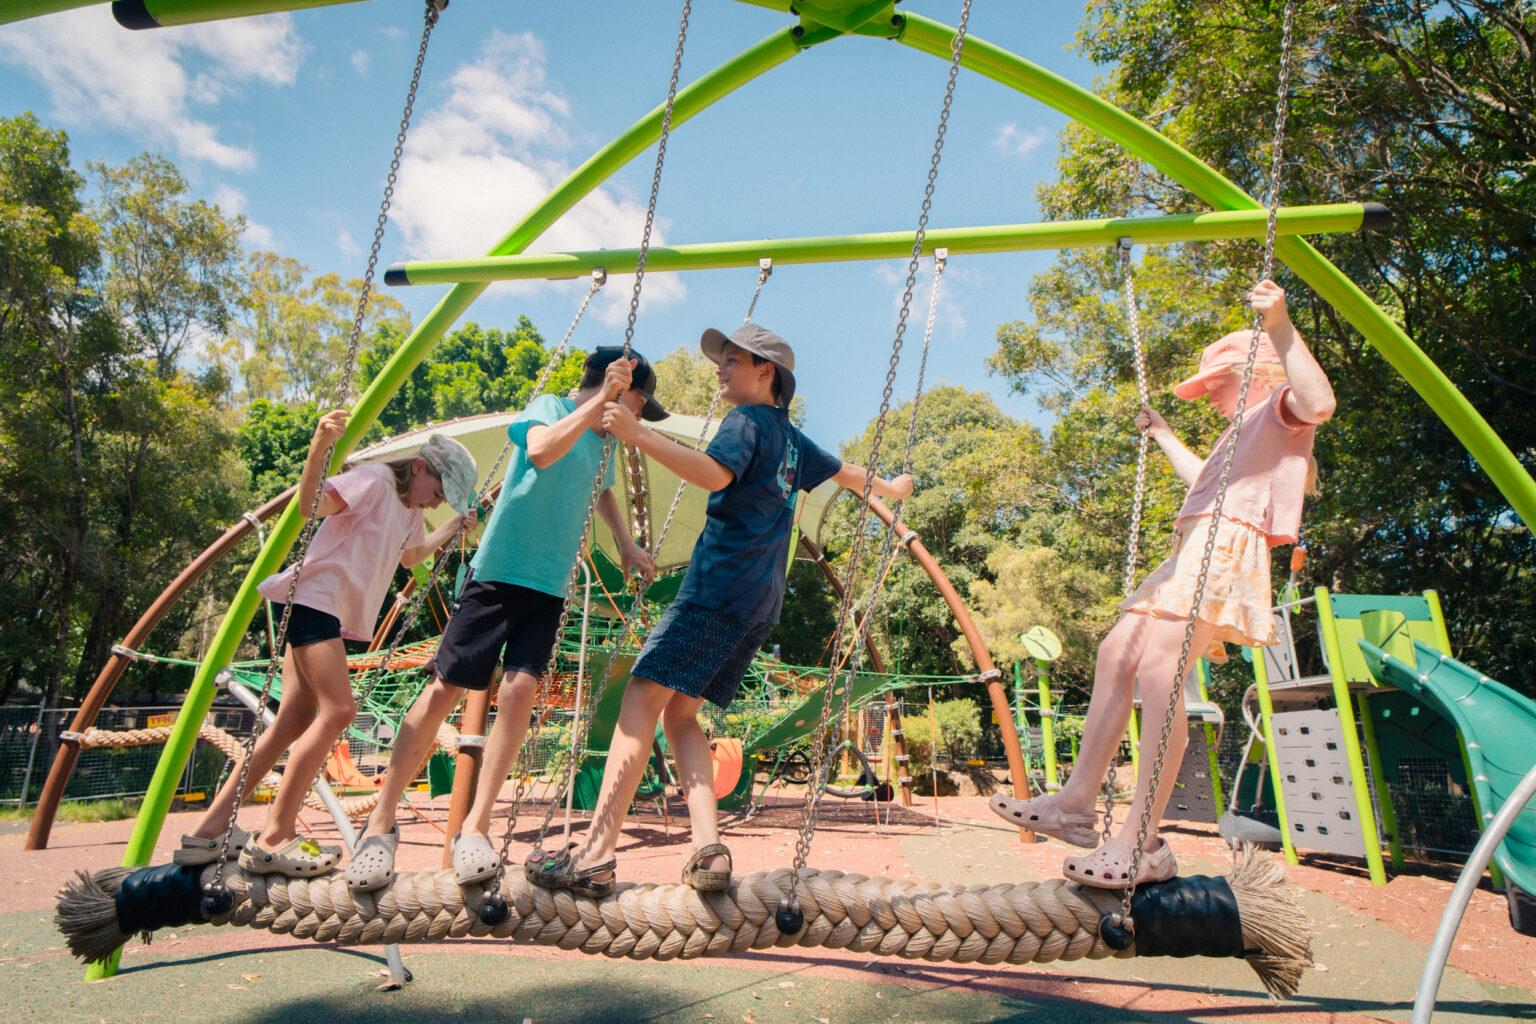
[990,0,1536,690]
[357,316,584,435]
[821,386,1042,677]
[221,252,411,406]
[0,118,250,706]
[91,154,244,378]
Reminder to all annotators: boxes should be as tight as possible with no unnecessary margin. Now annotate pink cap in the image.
[1173,329,1283,400]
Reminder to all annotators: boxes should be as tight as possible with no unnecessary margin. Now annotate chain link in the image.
[785,0,972,910]
[1101,237,1154,845]
[1116,0,1296,927]
[205,0,445,896]
[485,0,693,891]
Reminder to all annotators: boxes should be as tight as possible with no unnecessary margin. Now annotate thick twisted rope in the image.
[59,849,1307,997]
[77,724,245,762]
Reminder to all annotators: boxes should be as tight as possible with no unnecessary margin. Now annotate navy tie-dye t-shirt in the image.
[673,404,842,623]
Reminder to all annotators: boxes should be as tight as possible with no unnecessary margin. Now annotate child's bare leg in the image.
[1112,614,1216,851]
[189,662,314,838]
[572,677,674,876]
[465,671,540,837]
[254,639,354,852]
[359,676,462,838]
[1053,611,1157,815]
[660,691,726,871]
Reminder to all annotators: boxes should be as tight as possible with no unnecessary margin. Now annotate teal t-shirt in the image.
[470,394,616,597]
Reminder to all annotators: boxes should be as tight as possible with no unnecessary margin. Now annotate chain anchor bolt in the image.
[1097,911,1135,950]
[775,897,804,935]
[478,890,509,926]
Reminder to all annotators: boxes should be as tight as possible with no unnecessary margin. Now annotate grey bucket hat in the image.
[418,434,479,515]
[700,323,796,408]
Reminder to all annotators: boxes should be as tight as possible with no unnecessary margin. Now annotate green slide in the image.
[1358,636,1536,931]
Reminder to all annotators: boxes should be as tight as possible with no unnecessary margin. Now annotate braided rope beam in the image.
[58,848,1308,997]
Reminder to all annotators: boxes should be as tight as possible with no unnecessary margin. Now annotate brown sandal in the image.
[524,846,616,898]
[681,843,732,892]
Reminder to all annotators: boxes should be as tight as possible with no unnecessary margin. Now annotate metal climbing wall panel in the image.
[1272,709,1374,857]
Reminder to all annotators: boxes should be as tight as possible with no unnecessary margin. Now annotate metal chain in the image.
[204,0,445,901]
[1116,0,1295,928]
[784,0,972,916]
[485,0,692,893]
[650,259,774,567]
[1101,237,1153,846]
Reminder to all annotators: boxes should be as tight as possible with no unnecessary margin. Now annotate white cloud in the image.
[336,228,360,259]
[0,9,303,171]
[390,30,685,324]
[992,122,1048,159]
[350,49,369,76]
[872,256,972,336]
[211,184,276,248]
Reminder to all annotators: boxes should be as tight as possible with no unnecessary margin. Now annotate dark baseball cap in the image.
[585,346,667,421]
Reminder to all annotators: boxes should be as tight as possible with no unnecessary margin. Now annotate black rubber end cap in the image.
[1360,202,1393,232]
[383,265,409,288]
[1097,912,1135,950]
[112,0,160,30]
[200,889,233,918]
[775,904,805,935]
[478,892,509,926]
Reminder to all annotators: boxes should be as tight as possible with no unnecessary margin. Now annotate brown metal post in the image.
[441,686,490,867]
[861,499,1035,840]
[797,535,913,807]
[26,487,295,850]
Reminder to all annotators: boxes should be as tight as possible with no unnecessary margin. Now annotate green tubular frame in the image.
[1036,659,1058,791]
[385,203,1388,285]
[104,6,1536,977]
[1195,660,1225,814]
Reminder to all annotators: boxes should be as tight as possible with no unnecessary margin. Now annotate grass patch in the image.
[0,798,141,823]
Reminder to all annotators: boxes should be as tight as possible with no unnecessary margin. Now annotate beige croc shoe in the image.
[988,792,1100,848]
[239,835,341,878]
[451,832,501,886]
[1062,836,1178,889]
[345,826,399,893]
[173,825,254,866]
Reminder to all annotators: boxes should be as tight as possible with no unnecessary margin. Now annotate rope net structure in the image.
[58,847,1309,998]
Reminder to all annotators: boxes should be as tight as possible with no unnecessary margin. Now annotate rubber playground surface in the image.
[4,788,1534,1024]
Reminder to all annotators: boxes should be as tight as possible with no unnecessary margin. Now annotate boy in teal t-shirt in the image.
[346,347,666,894]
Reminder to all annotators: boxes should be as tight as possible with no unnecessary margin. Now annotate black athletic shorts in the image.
[270,603,342,649]
[428,579,566,691]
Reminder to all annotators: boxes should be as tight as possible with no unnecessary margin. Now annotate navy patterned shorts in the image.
[631,601,774,710]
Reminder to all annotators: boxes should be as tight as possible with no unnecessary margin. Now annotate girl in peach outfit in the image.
[992,279,1335,888]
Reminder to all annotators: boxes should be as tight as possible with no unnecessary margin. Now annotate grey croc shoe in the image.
[173,825,254,866]
[345,826,399,893]
[451,831,501,886]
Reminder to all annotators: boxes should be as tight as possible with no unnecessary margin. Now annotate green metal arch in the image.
[118,8,1536,913]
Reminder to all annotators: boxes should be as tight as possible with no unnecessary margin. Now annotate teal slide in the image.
[1359,637,1536,930]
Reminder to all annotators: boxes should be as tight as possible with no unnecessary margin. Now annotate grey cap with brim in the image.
[419,434,479,515]
[700,323,796,408]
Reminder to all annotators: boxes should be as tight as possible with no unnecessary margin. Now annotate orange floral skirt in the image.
[1120,515,1277,663]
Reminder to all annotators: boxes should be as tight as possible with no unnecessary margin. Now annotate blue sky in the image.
[1,1,1098,447]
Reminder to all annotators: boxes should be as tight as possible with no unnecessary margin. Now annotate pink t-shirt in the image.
[1177,385,1317,546]
[258,463,426,642]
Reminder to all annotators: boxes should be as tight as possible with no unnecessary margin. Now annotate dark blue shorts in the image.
[632,601,774,710]
[270,603,341,649]
[429,579,566,691]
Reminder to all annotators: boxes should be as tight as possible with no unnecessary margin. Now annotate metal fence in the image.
[0,704,256,809]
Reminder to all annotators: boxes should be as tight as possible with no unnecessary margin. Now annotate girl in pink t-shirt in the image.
[992,279,1335,889]
[173,410,477,879]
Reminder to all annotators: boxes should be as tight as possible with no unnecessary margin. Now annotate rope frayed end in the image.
[1228,845,1312,999]
[55,867,133,964]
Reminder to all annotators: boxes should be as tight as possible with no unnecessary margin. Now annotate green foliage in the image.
[986,1,1536,693]
[358,316,583,434]
[897,698,983,791]
[214,251,410,406]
